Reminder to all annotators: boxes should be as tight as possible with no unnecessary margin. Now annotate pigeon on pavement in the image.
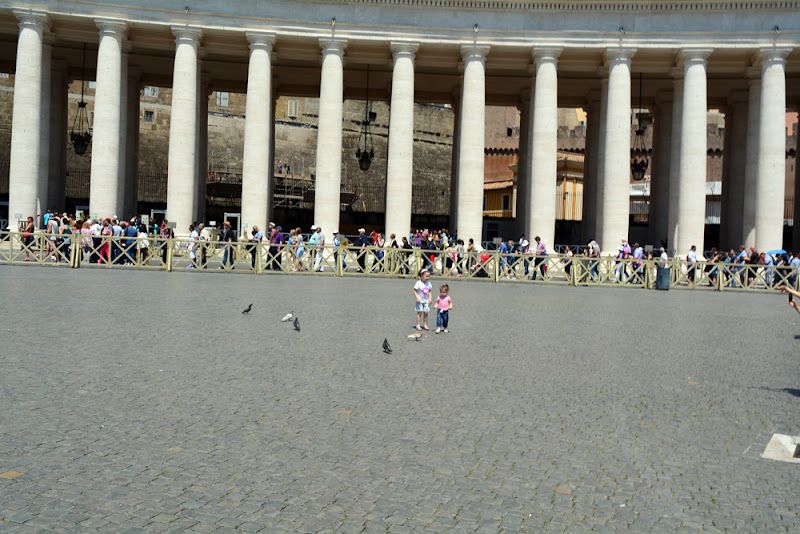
[293,317,300,332]
[408,333,422,341]
[281,311,294,322]
[382,339,392,354]
[242,304,253,315]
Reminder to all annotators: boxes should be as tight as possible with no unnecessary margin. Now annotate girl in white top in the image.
[412,269,433,331]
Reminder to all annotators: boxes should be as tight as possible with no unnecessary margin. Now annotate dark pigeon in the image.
[382,338,392,354]
[293,317,300,332]
[242,303,252,315]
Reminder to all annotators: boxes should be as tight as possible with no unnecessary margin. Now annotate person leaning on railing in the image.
[22,216,39,262]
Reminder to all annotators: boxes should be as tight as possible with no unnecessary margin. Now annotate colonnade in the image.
[5,8,797,256]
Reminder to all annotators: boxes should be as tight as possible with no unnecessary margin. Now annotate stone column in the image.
[9,11,49,227]
[594,78,609,245]
[37,34,52,218]
[384,41,419,241]
[268,90,277,226]
[649,90,673,248]
[795,111,800,253]
[720,91,748,250]
[515,91,531,239]
[674,49,711,256]
[196,74,209,223]
[314,38,347,233]
[598,49,634,255]
[48,59,68,213]
[116,41,129,218]
[166,26,202,234]
[455,44,489,245]
[89,19,127,219]
[241,32,276,235]
[527,47,560,252]
[124,71,141,220]
[755,48,791,253]
[449,93,461,232]
[743,75,760,249]
[581,89,601,244]
[667,75,683,254]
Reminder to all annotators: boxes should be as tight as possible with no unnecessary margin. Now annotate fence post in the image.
[493,250,500,283]
[336,245,343,276]
[255,242,263,274]
[166,238,174,272]
[8,231,14,264]
[70,236,79,268]
[716,263,724,291]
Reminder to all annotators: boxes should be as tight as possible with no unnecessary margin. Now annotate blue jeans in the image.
[222,245,234,268]
[436,309,449,328]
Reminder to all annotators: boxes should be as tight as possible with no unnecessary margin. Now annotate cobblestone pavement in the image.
[1,266,798,533]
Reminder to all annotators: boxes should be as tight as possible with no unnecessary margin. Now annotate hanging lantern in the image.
[355,65,375,171]
[70,43,92,156]
[630,73,649,182]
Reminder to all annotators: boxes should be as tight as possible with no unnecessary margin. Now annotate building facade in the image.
[1,0,799,254]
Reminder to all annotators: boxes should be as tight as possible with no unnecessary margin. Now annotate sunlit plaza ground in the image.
[1,266,799,533]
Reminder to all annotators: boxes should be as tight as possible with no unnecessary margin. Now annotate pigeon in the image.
[293,317,300,332]
[408,333,423,341]
[382,339,392,354]
[242,304,253,315]
[281,311,294,322]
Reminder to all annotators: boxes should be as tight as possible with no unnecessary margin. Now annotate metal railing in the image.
[2,231,796,293]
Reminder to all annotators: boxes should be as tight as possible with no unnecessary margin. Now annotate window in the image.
[506,127,513,137]
[143,86,158,97]
[502,194,511,211]
[0,73,8,78]
[216,91,229,107]
[483,195,487,211]
[287,99,298,119]
[88,81,96,89]
[144,110,154,123]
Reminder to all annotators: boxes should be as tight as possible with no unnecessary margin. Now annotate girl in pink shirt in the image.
[434,284,453,334]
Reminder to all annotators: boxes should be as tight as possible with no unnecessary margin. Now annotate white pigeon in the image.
[407,333,423,341]
[281,311,294,322]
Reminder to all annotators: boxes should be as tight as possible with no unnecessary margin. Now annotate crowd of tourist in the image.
[14,213,800,288]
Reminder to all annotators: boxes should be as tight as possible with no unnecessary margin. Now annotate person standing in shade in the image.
[313,226,326,272]
[533,236,547,280]
[219,221,235,269]
[354,228,369,273]
[686,245,698,287]
[197,223,210,268]
[249,225,263,269]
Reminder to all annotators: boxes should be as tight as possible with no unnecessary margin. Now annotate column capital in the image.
[756,46,792,67]
[390,41,419,59]
[95,18,127,38]
[13,9,50,31]
[532,46,561,65]
[42,31,55,47]
[171,25,203,45]
[603,47,635,66]
[678,48,712,66]
[246,31,276,50]
[320,38,347,56]
[460,44,490,62]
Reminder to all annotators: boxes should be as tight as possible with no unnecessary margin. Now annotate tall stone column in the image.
[48,59,68,213]
[527,47,560,252]
[124,70,141,220]
[594,78,609,245]
[649,90,673,248]
[9,10,49,227]
[314,38,347,233]
[166,26,202,234]
[37,34,52,218]
[597,49,634,255]
[794,107,800,253]
[674,49,711,256]
[449,93,461,232]
[241,32,276,235]
[455,44,489,245]
[667,76,683,254]
[90,19,127,219]
[385,41,418,241]
[268,90,277,226]
[515,91,531,239]
[720,91,748,250]
[582,89,601,243]
[196,74,209,223]
[755,48,791,253]
[743,75,760,249]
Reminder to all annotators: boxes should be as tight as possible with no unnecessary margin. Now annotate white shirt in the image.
[688,249,697,263]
